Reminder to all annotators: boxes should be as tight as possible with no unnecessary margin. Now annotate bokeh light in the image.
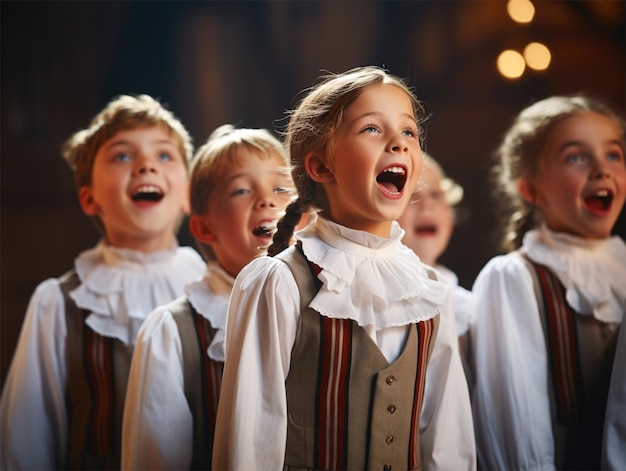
[497,50,526,79]
[507,0,536,24]
[524,42,551,70]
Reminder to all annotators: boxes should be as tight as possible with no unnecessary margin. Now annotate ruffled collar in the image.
[295,218,448,329]
[523,225,626,323]
[187,262,233,362]
[70,240,206,345]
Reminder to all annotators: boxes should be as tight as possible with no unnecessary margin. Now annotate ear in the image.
[181,183,191,215]
[518,177,537,205]
[189,214,217,245]
[78,186,100,216]
[305,152,334,183]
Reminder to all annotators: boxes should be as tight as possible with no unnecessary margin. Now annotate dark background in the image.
[2,0,625,387]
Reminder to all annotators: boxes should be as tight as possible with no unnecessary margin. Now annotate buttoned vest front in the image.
[277,245,439,471]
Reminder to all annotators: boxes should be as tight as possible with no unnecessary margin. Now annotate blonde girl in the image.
[470,95,626,470]
[213,66,476,471]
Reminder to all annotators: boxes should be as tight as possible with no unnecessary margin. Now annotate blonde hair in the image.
[62,94,193,234]
[493,94,625,251]
[189,124,290,261]
[419,154,464,206]
[269,66,426,256]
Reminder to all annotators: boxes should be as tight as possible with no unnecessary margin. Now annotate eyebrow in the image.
[557,138,624,153]
[105,139,177,150]
[352,110,416,122]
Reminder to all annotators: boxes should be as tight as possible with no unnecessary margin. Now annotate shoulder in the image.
[174,246,206,270]
[474,251,533,287]
[235,255,298,291]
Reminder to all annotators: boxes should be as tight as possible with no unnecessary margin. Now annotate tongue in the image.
[585,197,608,211]
[379,182,399,193]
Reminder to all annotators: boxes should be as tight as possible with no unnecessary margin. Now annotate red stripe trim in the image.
[317,317,351,470]
[535,264,581,425]
[84,329,115,455]
[409,319,434,469]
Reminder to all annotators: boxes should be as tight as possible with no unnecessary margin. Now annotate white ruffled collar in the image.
[295,218,448,329]
[70,240,206,345]
[187,262,233,362]
[523,225,626,323]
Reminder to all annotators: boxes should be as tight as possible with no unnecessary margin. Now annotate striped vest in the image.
[61,270,131,470]
[171,297,224,470]
[525,258,619,470]
[277,245,439,471]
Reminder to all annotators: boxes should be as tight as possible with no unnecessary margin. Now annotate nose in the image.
[255,189,277,210]
[388,134,409,154]
[134,155,157,175]
[590,156,611,180]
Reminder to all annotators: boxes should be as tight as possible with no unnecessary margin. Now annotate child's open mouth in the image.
[584,189,614,213]
[252,223,275,238]
[376,166,407,195]
[415,223,437,236]
[131,185,164,202]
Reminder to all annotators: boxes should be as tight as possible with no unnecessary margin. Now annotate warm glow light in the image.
[497,50,526,79]
[524,42,551,70]
[507,0,535,24]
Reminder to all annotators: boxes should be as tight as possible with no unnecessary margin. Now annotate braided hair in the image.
[268,66,426,256]
[491,94,625,252]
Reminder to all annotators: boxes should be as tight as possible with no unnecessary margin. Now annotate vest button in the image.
[386,375,395,385]
[384,465,392,471]
[387,404,397,414]
[386,434,394,444]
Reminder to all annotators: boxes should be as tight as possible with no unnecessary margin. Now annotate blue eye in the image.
[565,153,585,163]
[230,188,249,197]
[402,128,417,138]
[114,153,131,162]
[361,125,380,134]
[159,152,173,162]
[607,151,624,162]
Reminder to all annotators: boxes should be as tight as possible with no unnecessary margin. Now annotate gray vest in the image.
[277,245,439,471]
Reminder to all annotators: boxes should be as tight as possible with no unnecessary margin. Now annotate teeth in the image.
[384,166,405,175]
[134,185,161,195]
[596,190,609,197]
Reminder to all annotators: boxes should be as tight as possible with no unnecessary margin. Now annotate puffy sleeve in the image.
[121,303,191,470]
[0,278,69,470]
[212,257,300,470]
[602,320,626,470]
[419,276,477,471]
[470,254,556,471]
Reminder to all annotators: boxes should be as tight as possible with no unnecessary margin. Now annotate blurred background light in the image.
[507,0,536,24]
[497,49,526,78]
[523,42,552,70]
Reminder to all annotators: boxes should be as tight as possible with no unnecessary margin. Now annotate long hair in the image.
[491,94,625,252]
[268,66,427,255]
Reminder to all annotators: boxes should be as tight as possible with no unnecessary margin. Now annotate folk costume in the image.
[470,225,626,470]
[121,263,230,470]
[213,217,476,470]
[0,242,205,470]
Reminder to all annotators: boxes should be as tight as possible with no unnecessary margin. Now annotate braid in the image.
[268,198,307,256]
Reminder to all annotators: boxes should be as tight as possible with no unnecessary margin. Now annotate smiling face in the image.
[397,162,454,265]
[309,83,422,237]
[521,111,626,239]
[79,125,190,252]
[191,149,295,277]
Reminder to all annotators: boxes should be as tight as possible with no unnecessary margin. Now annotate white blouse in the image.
[470,226,626,471]
[434,264,475,337]
[213,217,476,471]
[121,262,232,470]
[0,242,205,470]
[603,320,626,470]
